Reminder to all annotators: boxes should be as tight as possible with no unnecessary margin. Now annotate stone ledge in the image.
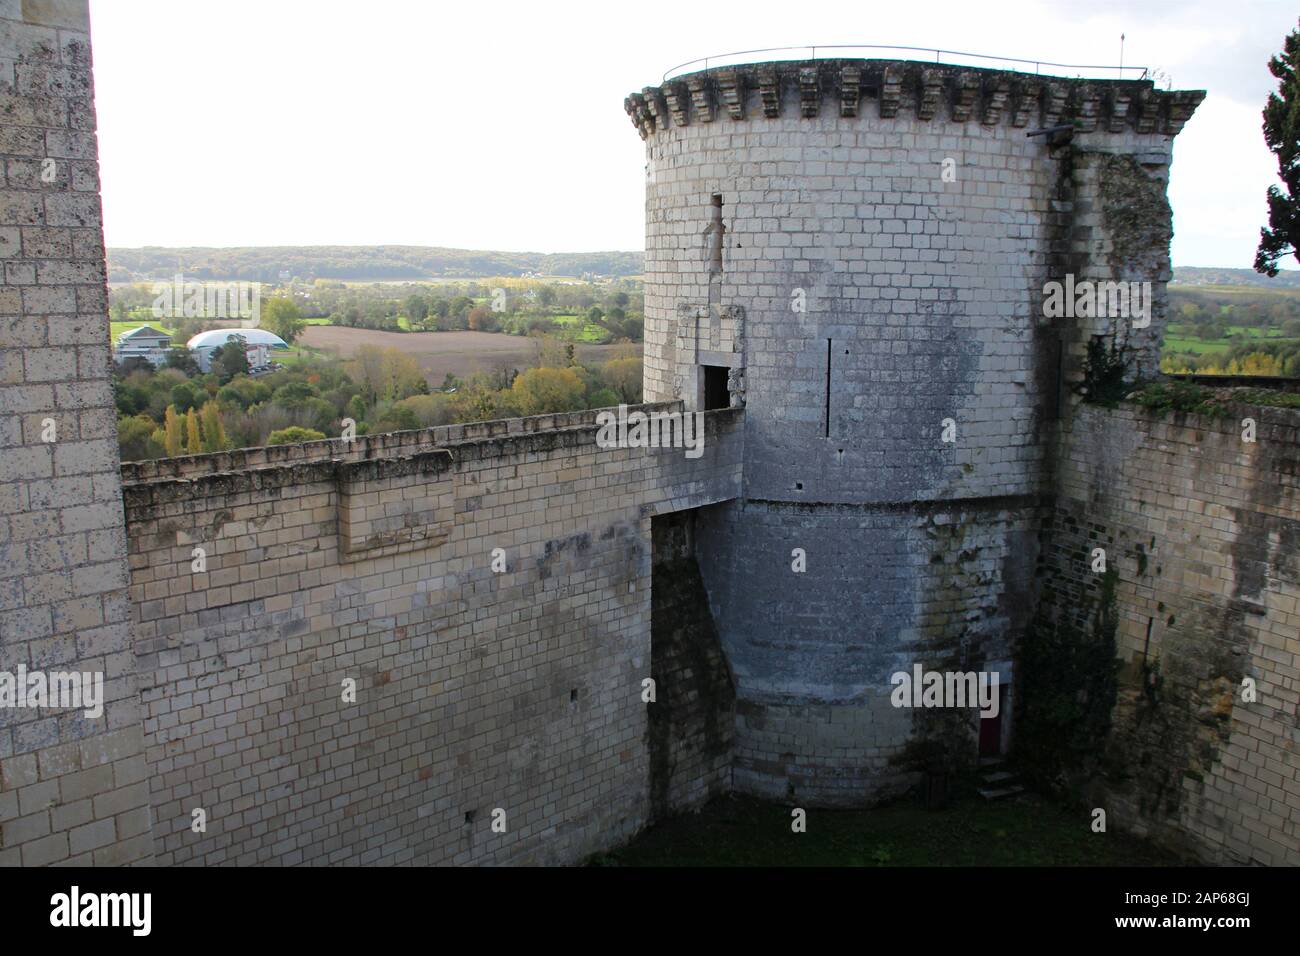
[120,402,687,485]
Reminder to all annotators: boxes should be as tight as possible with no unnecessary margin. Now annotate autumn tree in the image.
[352,345,427,406]
[163,405,184,457]
[600,356,643,404]
[1256,19,1300,276]
[467,305,498,331]
[201,402,226,452]
[263,297,306,344]
[533,334,575,369]
[185,407,201,453]
[509,366,587,416]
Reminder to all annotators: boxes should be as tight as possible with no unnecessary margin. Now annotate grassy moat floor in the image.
[589,793,1189,867]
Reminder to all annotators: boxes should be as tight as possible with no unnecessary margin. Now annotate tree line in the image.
[115,335,643,462]
[107,245,643,283]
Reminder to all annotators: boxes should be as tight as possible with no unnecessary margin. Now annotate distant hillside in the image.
[107,245,644,282]
[1173,267,1300,289]
[105,253,1293,288]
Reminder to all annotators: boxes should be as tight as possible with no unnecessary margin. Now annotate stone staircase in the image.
[977,757,1026,801]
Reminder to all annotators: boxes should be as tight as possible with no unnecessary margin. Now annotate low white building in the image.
[186,328,289,372]
[114,325,173,367]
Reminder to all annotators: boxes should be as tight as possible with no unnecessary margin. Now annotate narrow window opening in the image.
[824,338,832,438]
[702,365,729,410]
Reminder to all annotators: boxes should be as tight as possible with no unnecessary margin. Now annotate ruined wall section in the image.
[1033,402,1299,865]
[1049,117,1198,401]
[0,0,153,867]
[124,407,742,865]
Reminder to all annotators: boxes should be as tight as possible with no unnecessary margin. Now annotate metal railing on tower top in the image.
[662,45,1150,84]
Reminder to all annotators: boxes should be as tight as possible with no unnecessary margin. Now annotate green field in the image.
[589,794,1186,867]
[269,345,321,366]
[1169,282,1300,298]
[1163,323,1297,356]
[549,313,609,342]
[110,319,175,341]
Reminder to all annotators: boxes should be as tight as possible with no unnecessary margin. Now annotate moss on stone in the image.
[1014,566,1121,794]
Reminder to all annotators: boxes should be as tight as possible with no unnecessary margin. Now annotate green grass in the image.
[588,794,1187,867]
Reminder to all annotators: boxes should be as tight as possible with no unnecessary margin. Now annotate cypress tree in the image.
[163,405,184,458]
[185,407,201,454]
[1255,19,1300,276]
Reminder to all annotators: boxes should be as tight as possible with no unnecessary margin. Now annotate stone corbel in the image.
[1133,88,1158,134]
[982,76,1010,126]
[624,94,650,139]
[664,81,689,127]
[840,66,861,117]
[1071,85,1099,133]
[1041,82,1067,128]
[716,69,745,120]
[686,75,714,123]
[951,73,979,122]
[1010,80,1039,128]
[880,65,903,118]
[758,67,781,118]
[918,69,944,121]
[1163,90,1205,135]
[1107,88,1131,133]
[641,87,668,133]
[799,67,819,118]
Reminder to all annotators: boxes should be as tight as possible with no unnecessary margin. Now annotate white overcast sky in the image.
[89,0,1297,268]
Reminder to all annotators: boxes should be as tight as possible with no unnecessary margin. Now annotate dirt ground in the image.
[298,326,626,381]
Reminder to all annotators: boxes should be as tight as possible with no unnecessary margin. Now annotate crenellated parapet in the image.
[625,59,1204,139]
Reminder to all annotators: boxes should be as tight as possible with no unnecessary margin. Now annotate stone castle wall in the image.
[0,0,153,867]
[1035,401,1300,866]
[123,407,742,864]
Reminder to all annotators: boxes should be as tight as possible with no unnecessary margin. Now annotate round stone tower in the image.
[626,58,1202,805]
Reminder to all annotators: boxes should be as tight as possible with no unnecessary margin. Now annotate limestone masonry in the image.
[0,2,1295,867]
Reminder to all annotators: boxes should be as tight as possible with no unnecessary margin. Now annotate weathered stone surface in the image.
[0,0,151,868]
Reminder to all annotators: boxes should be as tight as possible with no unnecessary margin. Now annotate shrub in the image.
[266,426,327,445]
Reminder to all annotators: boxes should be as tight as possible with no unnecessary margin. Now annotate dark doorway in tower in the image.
[702,365,729,410]
[648,508,735,821]
[978,682,1009,757]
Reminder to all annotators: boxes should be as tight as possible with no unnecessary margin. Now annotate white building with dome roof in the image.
[186,328,289,372]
